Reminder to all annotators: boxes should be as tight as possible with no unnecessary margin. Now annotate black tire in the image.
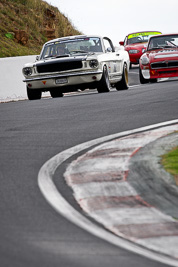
[139,67,149,84]
[27,87,41,100]
[115,63,129,90]
[50,89,63,98]
[97,66,110,93]
[150,78,157,83]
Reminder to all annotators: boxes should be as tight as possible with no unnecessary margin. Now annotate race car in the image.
[22,35,130,100]
[119,31,162,68]
[139,33,178,84]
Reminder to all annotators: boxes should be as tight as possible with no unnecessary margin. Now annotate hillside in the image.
[0,0,82,57]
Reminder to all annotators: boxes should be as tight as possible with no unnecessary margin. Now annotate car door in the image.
[103,37,121,80]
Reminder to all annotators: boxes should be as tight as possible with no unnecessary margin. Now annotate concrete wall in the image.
[0,56,36,102]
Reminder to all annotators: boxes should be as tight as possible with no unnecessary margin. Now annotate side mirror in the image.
[106,47,112,53]
[119,41,124,46]
[36,55,40,61]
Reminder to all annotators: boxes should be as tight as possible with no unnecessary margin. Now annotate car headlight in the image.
[89,59,98,68]
[129,49,139,54]
[141,57,149,65]
[23,67,33,76]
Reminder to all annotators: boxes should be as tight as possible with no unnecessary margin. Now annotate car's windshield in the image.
[41,37,103,59]
[148,35,178,50]
[127,31,161,45]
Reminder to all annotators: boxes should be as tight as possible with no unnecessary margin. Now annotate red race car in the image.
[139,33,178,84]
[119,31,162,68]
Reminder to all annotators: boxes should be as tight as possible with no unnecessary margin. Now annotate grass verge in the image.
[0,0,82,57]
[161,146,178,186]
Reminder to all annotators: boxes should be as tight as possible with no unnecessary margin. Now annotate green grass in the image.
[161,146,178,185]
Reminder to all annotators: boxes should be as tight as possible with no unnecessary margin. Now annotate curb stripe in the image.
[78,195,150,212]
[64,123,178,259]
[38,119,178,266]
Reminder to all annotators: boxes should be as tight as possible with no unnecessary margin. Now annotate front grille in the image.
[151,62,167,68]
[36,60,83,73]
[168,61,178,67]
[159,70,177,74]
[151,61,178,69]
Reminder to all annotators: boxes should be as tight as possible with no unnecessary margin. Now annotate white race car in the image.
[22,35,130,100]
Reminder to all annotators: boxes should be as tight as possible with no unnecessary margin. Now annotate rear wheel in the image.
[50,89,63,98]
[139,67,149,84]
[27,87,41,100]
[115,63,129,90]
[97,66,110,93]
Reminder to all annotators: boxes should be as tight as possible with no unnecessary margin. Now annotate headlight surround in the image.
[129,49,139,54]
[141,56,149,65]
[89,59,99,68]
[23,67,33,76]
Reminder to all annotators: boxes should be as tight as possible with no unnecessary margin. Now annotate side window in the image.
[103,38,112,52]
[124,37,127,46]
[41,45,53,58]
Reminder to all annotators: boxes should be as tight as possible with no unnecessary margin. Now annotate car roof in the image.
[149,33,178,38]
[126,31,162,36]
[45,35,103,45]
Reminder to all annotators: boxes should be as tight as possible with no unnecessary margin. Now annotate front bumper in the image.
[129,53,142,64]
[150,68,178,79]
[23,70,103,89]
[141,67,178,79]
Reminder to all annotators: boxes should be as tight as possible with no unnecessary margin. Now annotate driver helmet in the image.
[57,43,66,54]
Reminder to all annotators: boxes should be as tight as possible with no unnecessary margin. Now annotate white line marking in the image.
[137,236,178,258]
[38,119,178,266]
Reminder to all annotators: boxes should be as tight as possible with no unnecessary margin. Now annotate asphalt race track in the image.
[0,67,178,267]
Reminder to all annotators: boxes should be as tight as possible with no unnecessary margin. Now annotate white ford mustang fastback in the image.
[22,35,130,100]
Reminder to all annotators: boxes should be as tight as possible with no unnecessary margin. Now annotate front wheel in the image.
[139,67,149,84]
[115,63,129,90]
[27,87,41,100]
[97,66,110,93]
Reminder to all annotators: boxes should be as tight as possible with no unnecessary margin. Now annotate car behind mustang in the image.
[22,35,130,100]
[139,33,178,83]
[119,31,161,68]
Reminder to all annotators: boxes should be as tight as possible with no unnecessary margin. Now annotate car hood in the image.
[147,48,178,62]
[35,55,89,65]
[125,43,147,50]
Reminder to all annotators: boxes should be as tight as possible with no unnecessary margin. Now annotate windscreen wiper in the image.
[148,47,164,51]
[55,54,70,58]
[70,50,88,54]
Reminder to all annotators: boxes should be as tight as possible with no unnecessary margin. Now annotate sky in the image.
[45,0,178,46]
